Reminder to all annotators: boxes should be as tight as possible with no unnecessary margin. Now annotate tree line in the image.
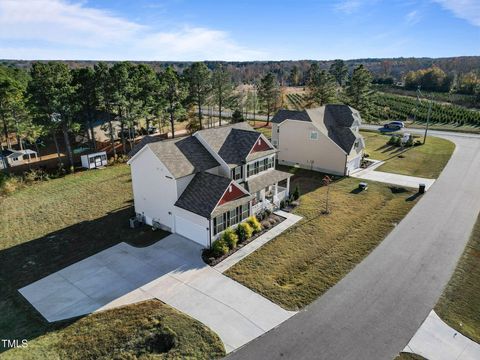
[0,62,284,172]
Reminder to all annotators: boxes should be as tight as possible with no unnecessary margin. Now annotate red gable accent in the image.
[218,183,245,205]
[251,137,272,153]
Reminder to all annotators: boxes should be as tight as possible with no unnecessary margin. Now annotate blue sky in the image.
[0,0,479,60]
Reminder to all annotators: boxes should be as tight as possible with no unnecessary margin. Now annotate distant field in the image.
[373,92,480,126]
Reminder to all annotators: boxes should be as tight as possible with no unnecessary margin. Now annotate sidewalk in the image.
[404,310,480,360]
[214,210,302,273]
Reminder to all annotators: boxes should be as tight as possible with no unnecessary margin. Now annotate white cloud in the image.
[334,0,362,14]
[405,10,421,25]
[434,0,480,27]
[0,0,266,60]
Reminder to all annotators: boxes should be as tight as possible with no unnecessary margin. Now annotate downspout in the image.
[344,153,348,176]
[208,216,212,249]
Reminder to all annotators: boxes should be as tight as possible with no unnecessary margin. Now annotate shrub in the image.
[261,220,271,229]
[211,238,229,257]
[405,137,414,147]
[363,152,370,158]
[236,222,253,242]
[292,185,300,200]
[0,175,22,196]
[387,136,396,145]
[269,218,277,226]
[265,208,272,217]
[280,200,285,209]
[394,137,401,146]
[414,140,422,146]
[247,216,262,234]
[222,227,238,249]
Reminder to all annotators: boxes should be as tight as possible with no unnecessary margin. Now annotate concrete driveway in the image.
[350,160,436,190]
[19,234,294,353]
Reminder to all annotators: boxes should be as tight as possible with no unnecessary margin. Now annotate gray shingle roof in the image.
[128,135,163,158]
[196,123,275,168]
[271,109,310,124]
[146,137,219,179]
[246,169,293,194]
[175,172,251,218]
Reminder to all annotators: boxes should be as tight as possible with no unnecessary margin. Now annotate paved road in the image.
[228,129,480,360]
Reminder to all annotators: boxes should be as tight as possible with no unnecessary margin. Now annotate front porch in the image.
[251,180,290,214]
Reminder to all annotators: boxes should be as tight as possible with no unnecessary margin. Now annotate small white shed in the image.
[81,151,108,169]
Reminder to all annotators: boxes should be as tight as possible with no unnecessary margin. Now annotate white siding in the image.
[130,147,177,231]
[277,120,347,175]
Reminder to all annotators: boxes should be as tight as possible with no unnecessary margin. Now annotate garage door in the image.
[346,155,362,175]
[174,215,209,247]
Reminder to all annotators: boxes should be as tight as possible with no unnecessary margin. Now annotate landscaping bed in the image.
[202,212,286,266]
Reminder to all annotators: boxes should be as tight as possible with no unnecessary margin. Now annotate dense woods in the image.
[1,56,479,174]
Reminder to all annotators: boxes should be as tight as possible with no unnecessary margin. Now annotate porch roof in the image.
[246,169,292,194]
[211,194,254,218]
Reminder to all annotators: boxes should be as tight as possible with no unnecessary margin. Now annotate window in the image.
[310,131,319,140]
[241,204,249,220]
[231,166,243,181]
[213,215,225,235]
[213,203,250,235]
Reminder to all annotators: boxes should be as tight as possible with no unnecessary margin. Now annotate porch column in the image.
[286,177,290,196]
[274,183,278,196]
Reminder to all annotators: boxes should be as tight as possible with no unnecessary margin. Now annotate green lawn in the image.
[361,130,455,178]
[2,300,224,360]
[434,213,480,343]
[394,353,427,360]
[226,168,419,310]
[248,120,272,139]
[0,164,224,358]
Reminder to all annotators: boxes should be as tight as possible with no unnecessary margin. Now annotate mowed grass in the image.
[434,213,480,343]
[226,168,418,310]
[2,300,224,360]
[0,164,224,358]
[248,120,272,139]
[394,353,427,360]
[361,130,455,178]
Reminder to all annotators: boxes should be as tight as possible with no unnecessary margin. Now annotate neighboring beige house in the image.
[271,105,365,175]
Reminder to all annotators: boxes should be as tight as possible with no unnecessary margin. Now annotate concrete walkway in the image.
[350,160,436,190]
[19,234,294,353]
[404,310,480,360]
[214,211,303,273]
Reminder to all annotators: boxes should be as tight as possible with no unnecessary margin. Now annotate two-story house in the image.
[271,104,365,175]
[127,122,292,248]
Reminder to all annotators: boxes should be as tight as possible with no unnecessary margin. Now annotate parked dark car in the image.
[384,121,405,130]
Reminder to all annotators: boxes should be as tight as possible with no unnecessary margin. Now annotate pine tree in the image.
[346,65,374,117]
[258,73,280,124]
